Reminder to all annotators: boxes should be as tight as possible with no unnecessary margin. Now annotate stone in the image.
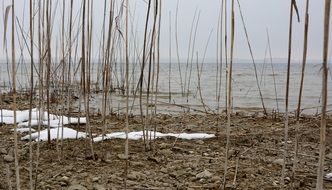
[127,171,146,180]
[60,176,70,186]
[117,154,127,160]
[3,155,14,162]
[273,158,284,166]
[92,177,100,183]
[196,140,204,145]
[68,184,88,190]
[326,153,332,160]
[92,184,106,190]
[196,170,212,179]
[0,148,7,154]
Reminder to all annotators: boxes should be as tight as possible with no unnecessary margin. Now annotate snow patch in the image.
[21,127,86,141]
[0,108,86,127]
[93,131,215,142]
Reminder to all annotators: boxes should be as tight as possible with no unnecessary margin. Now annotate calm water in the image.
[0,61,331,115]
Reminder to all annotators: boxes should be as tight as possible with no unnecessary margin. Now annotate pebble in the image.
[273,158,284,166]
[196,140,204,145]
[92,184,106,190]
[127,171,145,180]
[117,154,127,160]
[3,155,14,162]
[0,148,7,154]
[92,177,100,183]
[196,170,212,179]
[60,176,70,185]
[68,184,88,190]
[326,153,332,160]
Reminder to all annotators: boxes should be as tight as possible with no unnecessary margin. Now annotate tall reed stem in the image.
[292,0,310,182]
[11,0,21,189]
[223,0,235,188]
[316,0,331,189]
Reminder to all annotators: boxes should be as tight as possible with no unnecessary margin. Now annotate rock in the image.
[127,171,146,180]
[117,154,127,160]
[196,140,204,145]
[60,181,68,187]
[92,177,100,183]
[92,184,106,190]
[68,184,88,190]
[273,158,284,166]
[0,148,7,154]
[326,153,332,160]
[3,155,14,162]
[60,176,70,186]
[196,170,212,179]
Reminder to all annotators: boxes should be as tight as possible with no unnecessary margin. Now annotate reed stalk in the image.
[186,12,200,104]
[281,0,298,187]
[292,0,310,182]
[46,0,52,144]
[223,0,235,188]
[139,0,152,149]
[34,0,44,187]
[168,11,171,103]
[28,0,34,188]
[266,30,279,114]
[316,0,331,189]
[10,0,21,188]
[124,0,129,188]
[174,0,184,95]
[236,0,266,115]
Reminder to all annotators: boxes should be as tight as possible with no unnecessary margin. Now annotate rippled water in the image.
[0,61,331,115]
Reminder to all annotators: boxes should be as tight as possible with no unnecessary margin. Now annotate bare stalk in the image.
[124,0,129,188]
[281,0,298,187]
[316,0,331,189]
[11,0,21,189]
[174,0,184,95]
[292,0,310,182]
[139,0,152,149]
[266,30,279,114]
[168,11,171,103]
[28,0,34,188]
[236,0,266,115]
[222,0,235,188]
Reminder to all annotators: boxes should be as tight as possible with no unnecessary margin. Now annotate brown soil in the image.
[1,97,332,189]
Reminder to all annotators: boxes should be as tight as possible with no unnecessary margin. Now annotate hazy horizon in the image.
[0,0,331,63]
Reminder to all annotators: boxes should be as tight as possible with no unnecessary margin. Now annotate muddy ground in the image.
[1,94,332,189]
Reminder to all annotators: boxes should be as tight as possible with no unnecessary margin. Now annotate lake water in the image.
[0,61,331,115]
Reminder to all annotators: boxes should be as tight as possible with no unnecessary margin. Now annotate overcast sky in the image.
[0,0,330,63]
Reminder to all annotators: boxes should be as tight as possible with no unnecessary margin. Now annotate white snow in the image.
[93,131,215,142]
[325,173,332,179]
[21,127,86,141]
[0,108,86,126]
[11,128,36,133]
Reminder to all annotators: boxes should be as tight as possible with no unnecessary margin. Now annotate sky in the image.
[0,0,330,63]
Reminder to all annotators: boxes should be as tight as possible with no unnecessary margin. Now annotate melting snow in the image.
[93,131,215,142]
[12,128,36,133]
[0,108,86,126]
[21,127,86,141]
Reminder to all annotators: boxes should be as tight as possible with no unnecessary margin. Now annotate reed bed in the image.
[0,0,331,189]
